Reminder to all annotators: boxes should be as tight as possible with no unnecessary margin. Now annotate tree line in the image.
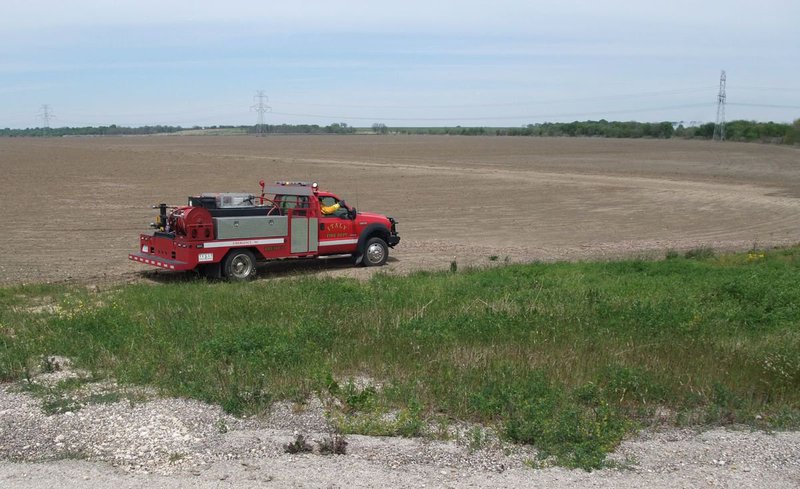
[250,122,357,134]
[394,119,800,144]
[0,122,358,137]
[2,119,798,144]
[0,124,186,137]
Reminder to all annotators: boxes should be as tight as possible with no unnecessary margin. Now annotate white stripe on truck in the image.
[318,239,358,247]
[202,237,285,249]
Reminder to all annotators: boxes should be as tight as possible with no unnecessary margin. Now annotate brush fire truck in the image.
[129,180,400,280]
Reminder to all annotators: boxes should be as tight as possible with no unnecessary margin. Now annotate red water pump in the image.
[167,206,214,241]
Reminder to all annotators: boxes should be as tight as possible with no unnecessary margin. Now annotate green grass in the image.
[1,247,799,469]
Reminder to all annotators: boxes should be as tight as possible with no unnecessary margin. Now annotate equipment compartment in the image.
[214,216,288,240]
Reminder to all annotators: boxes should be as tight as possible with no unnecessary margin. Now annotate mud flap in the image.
[200,262,222,279]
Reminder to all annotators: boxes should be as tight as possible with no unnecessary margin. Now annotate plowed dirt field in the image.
[2,135,799,284]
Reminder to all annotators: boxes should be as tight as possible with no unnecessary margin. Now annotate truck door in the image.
[276,195,318,254]
[317,196,357,254]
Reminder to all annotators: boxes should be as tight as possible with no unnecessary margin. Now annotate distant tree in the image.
[783,119,800,145]
[325,122,356,134]
[372,123,388,135]
[693,123,716,139]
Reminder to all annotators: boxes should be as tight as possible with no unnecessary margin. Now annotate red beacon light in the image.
[258,179,266,204]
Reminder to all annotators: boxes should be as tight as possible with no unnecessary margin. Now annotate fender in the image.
[354,224,390,265]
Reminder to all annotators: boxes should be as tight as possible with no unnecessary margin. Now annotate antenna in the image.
[713,70,726,141]
[355,179,359,210]
[250,90,271,136]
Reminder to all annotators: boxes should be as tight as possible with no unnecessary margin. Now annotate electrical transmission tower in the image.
[250,91,271,136]
[713,70,726,141]
[38,104,54,136]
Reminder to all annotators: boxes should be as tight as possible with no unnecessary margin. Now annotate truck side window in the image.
[320,196,347,217]
[278,195,308,216]
[294,196,308,216]
[320,196,337,207]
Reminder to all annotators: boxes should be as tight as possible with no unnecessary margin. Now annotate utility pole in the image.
[250,91,271,136]
[38,104,54,136]
[713,70,726,141]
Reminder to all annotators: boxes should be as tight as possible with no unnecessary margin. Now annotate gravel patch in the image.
[1,364,799,487]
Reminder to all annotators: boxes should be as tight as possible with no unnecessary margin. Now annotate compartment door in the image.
[290,217,309,253]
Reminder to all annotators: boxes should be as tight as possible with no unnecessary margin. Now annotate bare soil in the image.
[1,135,800,285]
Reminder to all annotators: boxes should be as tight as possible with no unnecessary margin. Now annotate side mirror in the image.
[349,208,357,219]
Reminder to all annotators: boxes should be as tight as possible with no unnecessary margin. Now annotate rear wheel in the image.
[223,249,256,281]
[363,237,388,267]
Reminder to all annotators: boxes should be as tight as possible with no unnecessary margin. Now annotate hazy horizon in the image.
[2,1,798,129]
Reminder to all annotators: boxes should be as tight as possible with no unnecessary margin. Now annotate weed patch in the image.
[2,246,800,469]
[318,433,348,455]
[284,434,313,454]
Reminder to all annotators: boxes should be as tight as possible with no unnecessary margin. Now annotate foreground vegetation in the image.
[1,247,799,468]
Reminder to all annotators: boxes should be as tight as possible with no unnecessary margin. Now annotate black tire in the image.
[223,249,257,281]
[363,237,388,267]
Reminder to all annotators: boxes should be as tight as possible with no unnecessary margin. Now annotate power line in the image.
[269,103,715,123]
[729,86,800,93]
[22,86,723,128]
[713,70,727,141]
[66,103,239,119]
[276,86,717,110]
[250,90,271,136]
[728,102,800,110]
[11,81,796,129]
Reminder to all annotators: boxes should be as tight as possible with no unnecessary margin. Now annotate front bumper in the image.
[387,217,400,248]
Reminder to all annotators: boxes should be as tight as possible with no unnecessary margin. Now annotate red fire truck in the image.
[129,180,400,280]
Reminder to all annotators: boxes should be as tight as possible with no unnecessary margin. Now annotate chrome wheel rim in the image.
[367,243,385,264]
[231,255,253,278]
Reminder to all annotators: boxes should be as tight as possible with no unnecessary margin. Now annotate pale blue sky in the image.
[2,0,798,128]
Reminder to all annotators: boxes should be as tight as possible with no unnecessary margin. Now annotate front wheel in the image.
[363,237,388,267]
[223,249,257,281]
